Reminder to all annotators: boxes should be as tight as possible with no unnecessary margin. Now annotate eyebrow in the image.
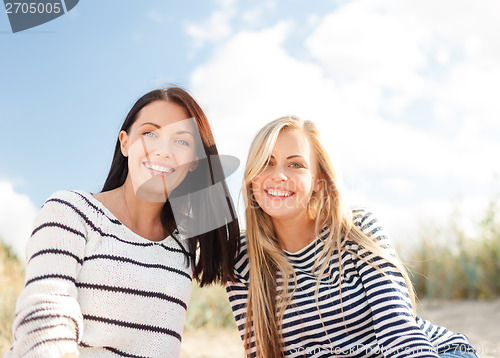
[176,130,194,136]
[269,154,308,160]
[140,122,194,136]
[287,154,307,160]
[140,122,161,129]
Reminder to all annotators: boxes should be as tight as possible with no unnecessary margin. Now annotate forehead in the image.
[272,129,314,159]
[134,100,192,129]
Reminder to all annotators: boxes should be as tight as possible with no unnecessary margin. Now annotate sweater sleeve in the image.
[353,209,439,358]
[7,191,86,358]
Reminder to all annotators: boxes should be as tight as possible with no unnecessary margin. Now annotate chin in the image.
[262,210,292,220]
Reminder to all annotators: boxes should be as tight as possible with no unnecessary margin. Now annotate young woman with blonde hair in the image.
[226,116,477,357]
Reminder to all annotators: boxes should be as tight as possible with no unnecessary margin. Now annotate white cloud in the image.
[147,10,165,24]
[432,62,500,129]
[242,7,263,26]
[305,0,500,182]
[216,0,236,7]
[382,177,417,197]
[307,14,320,26]
[189,0,500,242]
[306,0,500,126]
[184,1,236,48]
[0,182,38,261]
[190,21,337,162]
[306,0,428,112]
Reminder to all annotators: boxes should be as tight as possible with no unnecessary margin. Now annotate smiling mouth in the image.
[265,188,295,198]
[144,162,175,176]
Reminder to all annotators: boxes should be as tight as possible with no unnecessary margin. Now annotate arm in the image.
[225,253,250,341]
[225,236,252,350]
[10,192,86,358]
[354,210,439,358]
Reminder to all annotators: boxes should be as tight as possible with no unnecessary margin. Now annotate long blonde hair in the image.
[242,116,416,358]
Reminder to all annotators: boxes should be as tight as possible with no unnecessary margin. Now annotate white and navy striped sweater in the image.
[226,209,476,357]
[6,190,193,358]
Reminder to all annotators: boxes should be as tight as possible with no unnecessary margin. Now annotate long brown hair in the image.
[102,87,240,285]
[242,116,416,357]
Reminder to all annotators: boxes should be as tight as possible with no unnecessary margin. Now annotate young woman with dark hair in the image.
[6,87,239,358]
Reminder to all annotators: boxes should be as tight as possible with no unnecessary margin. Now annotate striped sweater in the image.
[5,190,193,358]
[226,209,476,357]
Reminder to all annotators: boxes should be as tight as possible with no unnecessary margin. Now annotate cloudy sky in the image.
[1,0,499,259]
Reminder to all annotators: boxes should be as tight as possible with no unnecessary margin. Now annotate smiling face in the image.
[120,100,199,202]
[251,128,321,222]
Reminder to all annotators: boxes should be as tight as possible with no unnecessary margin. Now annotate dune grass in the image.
[184,281,236,331]
[409,198,500,300]
[0,241,24,354]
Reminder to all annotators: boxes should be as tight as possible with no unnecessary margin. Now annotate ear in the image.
[189,156,199,172]
[119,131,129,157]
[313,176,323,192]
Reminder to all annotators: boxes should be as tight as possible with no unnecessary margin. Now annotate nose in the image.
[269,165,287,182]
[152,138,172,158]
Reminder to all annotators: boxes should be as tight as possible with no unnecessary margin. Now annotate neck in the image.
[272,215,317,253]
[120,180,167,241]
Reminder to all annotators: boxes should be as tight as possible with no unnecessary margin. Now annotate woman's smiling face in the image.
[251,128,321,222]
[120,100,199,201]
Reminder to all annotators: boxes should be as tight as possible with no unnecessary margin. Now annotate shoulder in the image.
[37,190,114,230]
[27,191,96,259]
[351,206,385,237]
[43,190,93,209]
[43,190,119,218]
[351,206,375,227]
[348,206,396,254]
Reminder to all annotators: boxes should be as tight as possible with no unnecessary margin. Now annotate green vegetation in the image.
[184,282,236,331]
[0,240,24,354]
[409,198,500,300]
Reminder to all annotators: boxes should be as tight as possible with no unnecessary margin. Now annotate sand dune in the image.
[181,300,500,358]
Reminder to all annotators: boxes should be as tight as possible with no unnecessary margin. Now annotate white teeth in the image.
[266,189,292,197]
[145,163,174,174]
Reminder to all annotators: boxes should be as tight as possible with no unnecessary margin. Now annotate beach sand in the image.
[418,300,500,358]
[181,300,500,358]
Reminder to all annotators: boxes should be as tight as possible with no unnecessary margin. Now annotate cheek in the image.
[186,150,198,164]
[297,176,315,195]
[251,177,264,193]
[250,181,259,197]
[128,137,149,159]
[175,147,197,165]
[250,182,264,210]
[251,180,265,202]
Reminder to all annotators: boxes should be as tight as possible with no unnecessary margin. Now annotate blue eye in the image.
[143,132,156,138]
[176,139,190,146]
[290,163,304,168]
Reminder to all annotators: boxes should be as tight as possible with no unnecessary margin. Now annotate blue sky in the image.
[1,0,500,258]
